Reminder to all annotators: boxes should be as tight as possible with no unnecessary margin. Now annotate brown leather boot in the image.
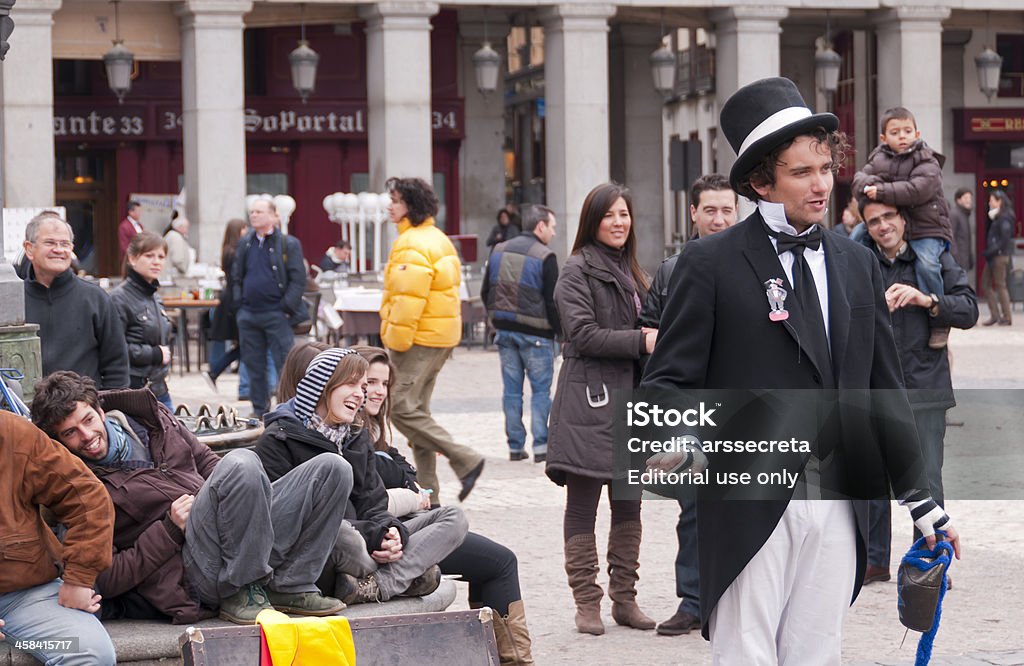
[564,533,605,635]
[607,521,656,630]
[491,600,535,665]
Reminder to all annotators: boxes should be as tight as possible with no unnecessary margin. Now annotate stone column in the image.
[2,0,60,208]
[359,2,438,190]
[710,6,788,178]
[177,0,252,264]
[874,7,950,147]
[457,9,510,257]
[541,3,615,259]
[614,24,666,272]
[0,0,44,399]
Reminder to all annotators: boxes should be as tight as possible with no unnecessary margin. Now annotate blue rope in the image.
[900,531,954,666]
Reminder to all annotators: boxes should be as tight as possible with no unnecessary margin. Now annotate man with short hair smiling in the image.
[23,211,129,388]
[858,198,978,585]
[31,370,351,625]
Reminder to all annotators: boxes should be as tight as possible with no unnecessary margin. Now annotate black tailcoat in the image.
[641,211,927,637]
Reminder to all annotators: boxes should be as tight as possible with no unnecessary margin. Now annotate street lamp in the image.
[815,46,841,95]
[975,47,1003,101]
[290,5,319,103]
[103,0,134,103]
[473,10,501,94]
[815,12,841,96]
[473,42,501,94]
[649,43,676,98]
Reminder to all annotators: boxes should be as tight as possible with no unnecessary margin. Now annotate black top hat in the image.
[721,77,839,192]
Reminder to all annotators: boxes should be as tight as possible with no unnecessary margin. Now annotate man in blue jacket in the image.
[232,199,309,416]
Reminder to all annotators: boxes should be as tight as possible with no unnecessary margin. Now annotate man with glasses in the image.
[858,199,977,585]
[23,211,129,388]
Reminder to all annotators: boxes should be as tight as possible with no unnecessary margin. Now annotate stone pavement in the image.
[166,303,1024,665]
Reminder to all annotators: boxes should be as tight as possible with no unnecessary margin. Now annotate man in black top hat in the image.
[642,77,960,662]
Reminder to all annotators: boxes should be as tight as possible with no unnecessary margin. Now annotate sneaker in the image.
[218,584,273,624]
[266,590,345,616]
[202,370,219,392]
[399,564,441,598]
[509,450,529,461]
[656,610,701,636]
[346,574,382,605]
[533,451,547,463]
[927,326,949,350]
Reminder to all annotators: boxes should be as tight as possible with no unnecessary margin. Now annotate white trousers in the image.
[709,500,857,666]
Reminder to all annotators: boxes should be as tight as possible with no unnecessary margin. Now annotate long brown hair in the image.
[571,182,648,289]
[276,341,331,404]
[220,218,248,269]
[352,345,396,451]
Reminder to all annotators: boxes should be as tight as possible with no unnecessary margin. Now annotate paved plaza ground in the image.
[169,304,1024,665]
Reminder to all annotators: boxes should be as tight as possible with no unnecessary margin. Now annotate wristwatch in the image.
[928,293,940,317]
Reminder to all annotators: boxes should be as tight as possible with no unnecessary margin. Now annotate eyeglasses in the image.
[36,239,74,250]
[865,211,900,227]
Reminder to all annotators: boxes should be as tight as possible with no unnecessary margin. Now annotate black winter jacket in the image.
[862,239,978,409]
[24,267,129,389]
[983,209,1015,259]
[255,402,409,553]
[109,269,172,392]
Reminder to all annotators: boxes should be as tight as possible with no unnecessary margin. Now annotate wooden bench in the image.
[1,580,458,665]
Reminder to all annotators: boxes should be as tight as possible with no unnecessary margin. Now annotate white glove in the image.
[904,498,951,538]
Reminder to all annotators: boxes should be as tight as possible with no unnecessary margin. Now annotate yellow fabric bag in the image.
[256,609,356,666]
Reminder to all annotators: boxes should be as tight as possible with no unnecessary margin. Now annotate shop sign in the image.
[53,108,146,138]
[54,100,464,141]
[957,108,1024,140]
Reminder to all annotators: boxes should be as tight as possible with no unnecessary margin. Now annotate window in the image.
[674,28,715,99]
[997,34,1024,98]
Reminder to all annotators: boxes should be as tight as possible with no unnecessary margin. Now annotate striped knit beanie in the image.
[294,347,357,424]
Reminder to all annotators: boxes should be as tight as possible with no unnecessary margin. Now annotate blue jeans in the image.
[237,351,278,398]
[236,308,293,414]
[867,407,947,567]
[0,579,116,665]
[495,330,555,455]
[156,391,173,411]
[674,500,700,615]
[908,238,947,299]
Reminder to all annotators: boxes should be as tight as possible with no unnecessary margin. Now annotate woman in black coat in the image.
[109,231,174,408]
[982,189,1016,326]
[546,183,656,636]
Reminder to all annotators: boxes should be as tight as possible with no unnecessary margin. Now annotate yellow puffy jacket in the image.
[380,217,462,351]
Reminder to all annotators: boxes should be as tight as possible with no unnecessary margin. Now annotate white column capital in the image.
[873,6,951,30]
[540,4,616,32]
[358,2,439,30]
[9,0,61,25]
[710,6,789,33]
[175,0,252,28]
